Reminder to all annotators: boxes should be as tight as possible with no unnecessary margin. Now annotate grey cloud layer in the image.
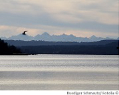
[0,0,118,37]
[0,12,117,33]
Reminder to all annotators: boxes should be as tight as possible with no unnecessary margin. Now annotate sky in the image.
[0,0,118,38]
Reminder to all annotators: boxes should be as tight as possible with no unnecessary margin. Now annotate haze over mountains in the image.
[1,32,115,42]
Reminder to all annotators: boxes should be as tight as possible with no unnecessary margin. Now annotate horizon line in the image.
[0,32,118,39]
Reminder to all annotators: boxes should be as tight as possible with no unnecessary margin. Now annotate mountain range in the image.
[1,32,115,42]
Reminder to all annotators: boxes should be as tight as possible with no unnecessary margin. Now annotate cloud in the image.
[0,0,118,24]
[0,0,118,38]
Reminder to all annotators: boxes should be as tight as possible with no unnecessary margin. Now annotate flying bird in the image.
[22,31,27,35]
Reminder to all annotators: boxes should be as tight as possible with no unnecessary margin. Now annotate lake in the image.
[0,55,118,90]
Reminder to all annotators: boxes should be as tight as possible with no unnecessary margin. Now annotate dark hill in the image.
[18,40,119,55]
[3,39,119,55]
[5,40,118,46]
[4,40,79,46]
[0,39,21,55]
[79,40,118,45]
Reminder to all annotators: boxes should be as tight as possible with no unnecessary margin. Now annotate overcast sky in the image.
[0,0,118,38]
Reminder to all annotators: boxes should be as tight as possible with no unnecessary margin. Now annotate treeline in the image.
[5,40,117,46]
[0,39,21,55]
[19,41,119,55]
[5,40,79,46]
[1,39,118,55]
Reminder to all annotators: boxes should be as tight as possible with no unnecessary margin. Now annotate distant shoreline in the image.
[1,39,118,55]
[1,53,118,56]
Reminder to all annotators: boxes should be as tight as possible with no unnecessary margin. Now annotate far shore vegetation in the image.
[0,39,21,55]
[0,38,118,55]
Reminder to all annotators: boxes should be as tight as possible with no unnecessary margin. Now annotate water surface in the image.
[0,55,118,90]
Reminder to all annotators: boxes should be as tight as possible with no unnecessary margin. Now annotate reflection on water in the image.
[0,55,118,90]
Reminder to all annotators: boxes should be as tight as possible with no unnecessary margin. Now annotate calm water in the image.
[0,55,118,90]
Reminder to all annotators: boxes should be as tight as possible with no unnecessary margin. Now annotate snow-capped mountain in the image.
[33,32,105,42]
[1,32,114,42]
